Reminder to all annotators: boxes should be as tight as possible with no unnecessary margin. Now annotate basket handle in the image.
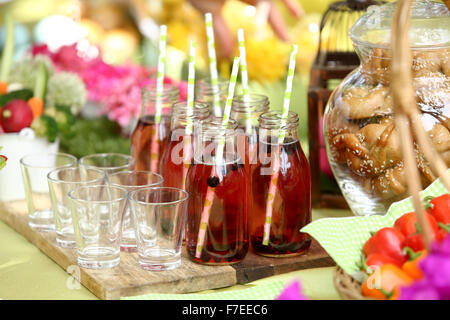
[390,0,450,250]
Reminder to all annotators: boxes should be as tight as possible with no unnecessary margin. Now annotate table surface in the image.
[0,208,352,300]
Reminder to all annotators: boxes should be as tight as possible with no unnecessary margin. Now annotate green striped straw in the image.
[278,44,298,144]
[237,28,252,135]
[155,25,167,123]
[182,40,196,189]
[185,40,196,136]
[262,44,298,246]
[149,25,167,173]
[205,13,222,117]
[195,56,240,259]
[217,56,241,161]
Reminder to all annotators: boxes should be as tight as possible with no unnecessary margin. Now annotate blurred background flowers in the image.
[0,0,337,157]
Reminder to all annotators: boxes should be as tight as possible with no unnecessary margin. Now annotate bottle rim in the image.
[199,117,239,138]
[259,110,299,130]
[142,83,180,100]
[195,78,229,95]
[171,101,211,118]
[232,94,270,113]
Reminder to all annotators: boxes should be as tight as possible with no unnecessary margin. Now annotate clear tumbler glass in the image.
[20,153,77,232]
[47,167,106,248]
[79,153,135,175]
[129,187,188,271]
[69,185,128,269]
[106,171,164,252]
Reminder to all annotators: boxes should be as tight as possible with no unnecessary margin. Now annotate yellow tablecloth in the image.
[0,208,351,300]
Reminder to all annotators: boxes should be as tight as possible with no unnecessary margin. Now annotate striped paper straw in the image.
[155,25,167,123]
[262,44,298,246]
[182,40,196,189]
[149,25,167,173]
[185,40,196,136]
[195,56,240,259]
[205,13,222,117]
[237,28,252,135]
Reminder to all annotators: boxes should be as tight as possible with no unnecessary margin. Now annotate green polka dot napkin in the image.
[121,280,286,300]
[301,173,449,281]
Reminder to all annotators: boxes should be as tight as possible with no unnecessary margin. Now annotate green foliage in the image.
[59,117,131,159]
[0,89,33,107]
[31,114,58,142]
[8,55,54,90]
[44,105,76,138]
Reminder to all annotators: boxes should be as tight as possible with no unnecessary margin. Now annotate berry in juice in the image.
[186,160,249,264]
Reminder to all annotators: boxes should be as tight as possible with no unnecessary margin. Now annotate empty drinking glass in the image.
[106,171,164,252]
[129,187,189,271]
[69,185,128,269]
[79,153,135,175]
[47,167,106,248]
[20,153,77,232]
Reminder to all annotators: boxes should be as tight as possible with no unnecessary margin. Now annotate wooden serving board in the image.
[0,200,334,300]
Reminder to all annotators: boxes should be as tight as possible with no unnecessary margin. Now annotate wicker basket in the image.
[333,267,370,300]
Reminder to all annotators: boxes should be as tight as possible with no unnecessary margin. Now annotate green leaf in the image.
[0,89,33,107]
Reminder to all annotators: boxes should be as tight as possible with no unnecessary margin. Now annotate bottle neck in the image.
[231,94,270,130]
[171,101,211,131]
[195,78,228,117]
[194,118,240,165]
[195,78,229,101]
[140,83,179,117]
[259,111,300,144]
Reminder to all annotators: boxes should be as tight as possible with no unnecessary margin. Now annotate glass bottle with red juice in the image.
[185,118,249,265]
[159,101,210,189]
[250,111,312,257]
[131,83,179,173]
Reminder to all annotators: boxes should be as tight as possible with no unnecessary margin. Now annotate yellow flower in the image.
[246,37,290,83]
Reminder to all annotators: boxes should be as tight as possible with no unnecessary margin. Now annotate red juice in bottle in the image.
[250,111,312,257]
[185,119,249,265]
[130,83,179,173]
[131,115,171,172]
[160,101,210,189]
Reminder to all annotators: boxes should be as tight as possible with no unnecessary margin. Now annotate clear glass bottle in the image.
[131,83,179,173]
[231,94,270,175]
[195,78,228,117]
[250,111,312,257]
[185,118,249,265]
[324,0,450,216]
[160,101,211,189]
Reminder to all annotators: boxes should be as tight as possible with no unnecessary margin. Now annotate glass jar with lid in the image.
[324,0,450,216]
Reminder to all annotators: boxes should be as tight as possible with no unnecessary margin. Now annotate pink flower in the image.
[32,43,187,129]
[276,280,308,300]
[400,233,450,300]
